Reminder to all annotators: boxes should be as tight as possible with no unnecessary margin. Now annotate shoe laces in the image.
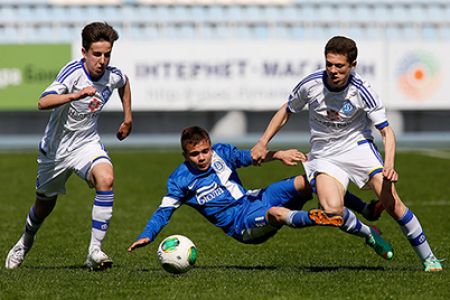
[424,255,445,264]
[10,246,26,262]
[366,235,376,246]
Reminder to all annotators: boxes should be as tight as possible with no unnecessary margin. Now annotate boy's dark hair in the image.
[82,22,119,51]
[181,126,211,153]
[324,36,358,64]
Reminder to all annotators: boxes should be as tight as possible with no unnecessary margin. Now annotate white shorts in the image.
[36,142,112,197]
[302,140,384,190]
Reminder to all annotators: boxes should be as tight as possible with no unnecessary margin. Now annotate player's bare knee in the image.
[268,207,290,224]
[95,174,114,190]
[294,175,313,198]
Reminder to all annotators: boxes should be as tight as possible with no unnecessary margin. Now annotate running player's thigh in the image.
[36,155,72,196]
[72,143,111,183]
[315,173,345,214]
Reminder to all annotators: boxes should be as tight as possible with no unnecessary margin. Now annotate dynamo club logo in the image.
[397,51,441,101]
[341,100,355,116]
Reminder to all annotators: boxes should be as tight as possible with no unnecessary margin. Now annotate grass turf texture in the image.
[1,150,449,299]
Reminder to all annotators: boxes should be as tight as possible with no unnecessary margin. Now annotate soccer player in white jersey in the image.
[252,36,442,272]
[128,126,393,262]
[5,22,132,271]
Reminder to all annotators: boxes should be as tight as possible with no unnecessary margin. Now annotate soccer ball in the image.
[157,235,197,274]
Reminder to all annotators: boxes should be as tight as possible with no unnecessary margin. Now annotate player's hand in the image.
[128,237,151,252]
[275,149,307,166]
[117,122,132,141]
[383,166,398,182]
[251,141,268,166]
[75,86,97,100]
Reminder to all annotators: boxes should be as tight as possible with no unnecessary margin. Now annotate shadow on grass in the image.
[22,264,385,273]
[197,265,385,272]
[25,265,85,270]
[130,264,385,273]
[24,265,114,272]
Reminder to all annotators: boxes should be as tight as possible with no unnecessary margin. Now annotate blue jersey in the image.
[138,143,253,241]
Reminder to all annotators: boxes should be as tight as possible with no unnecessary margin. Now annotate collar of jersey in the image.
[80,58,105,82]
[184,161,212,175]
[322,72,353,93]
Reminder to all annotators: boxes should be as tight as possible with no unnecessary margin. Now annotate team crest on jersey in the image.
[213,161,225,171]
[196,182,224,205]
[88,98,102,112]
[341,100,355,115]
[102,87,112,103]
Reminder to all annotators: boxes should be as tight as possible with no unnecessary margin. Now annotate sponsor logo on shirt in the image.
[196,182,225,205]
[326,109,341,121]
[88,98,102,112]
[314,115,353,129]
[68,106,98,121]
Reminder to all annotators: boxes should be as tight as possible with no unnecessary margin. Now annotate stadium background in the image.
[1,0,450,149]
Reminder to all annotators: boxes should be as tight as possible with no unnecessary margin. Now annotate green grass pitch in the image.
[1,150,449,299]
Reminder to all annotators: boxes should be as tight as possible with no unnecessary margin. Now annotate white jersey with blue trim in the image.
[288,70,388,158]
[137,143,253,241]
[39,59,127,159]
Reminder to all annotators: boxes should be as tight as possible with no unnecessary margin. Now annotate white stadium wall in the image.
[72,40,450,111]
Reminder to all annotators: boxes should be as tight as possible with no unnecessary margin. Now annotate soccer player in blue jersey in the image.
[252,36,442,272]
[5,22,132,271]
[128,126,392,261]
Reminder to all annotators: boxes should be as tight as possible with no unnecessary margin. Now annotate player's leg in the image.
[74,143,115,270]
[310,173,346,225]
[340,207,393,260]
[344,192,384,221]
[264,176,317,227]
[5,194,57,269]
[5,154,69,269]
[310,171,393,259]
[285,174,314,210]
[85,159,114,270]
[368,174,442,272]
[236,177,315,244]
[267,206,314,228]
[274,174,382,221]
[292,173,382,221]
[288,174,379,226]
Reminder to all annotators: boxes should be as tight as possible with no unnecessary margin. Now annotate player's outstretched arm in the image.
[128,237,151,252]
[38,86,96,110]
[274,149,307,166]
[252,102,291,165]
[264,149,307,166]
[117,79,133,140]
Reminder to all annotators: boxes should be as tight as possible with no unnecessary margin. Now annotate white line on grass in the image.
[418,149,450,160]
[407,200,450,206]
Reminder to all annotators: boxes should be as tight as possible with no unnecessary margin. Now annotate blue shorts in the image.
[232,177,301,244]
